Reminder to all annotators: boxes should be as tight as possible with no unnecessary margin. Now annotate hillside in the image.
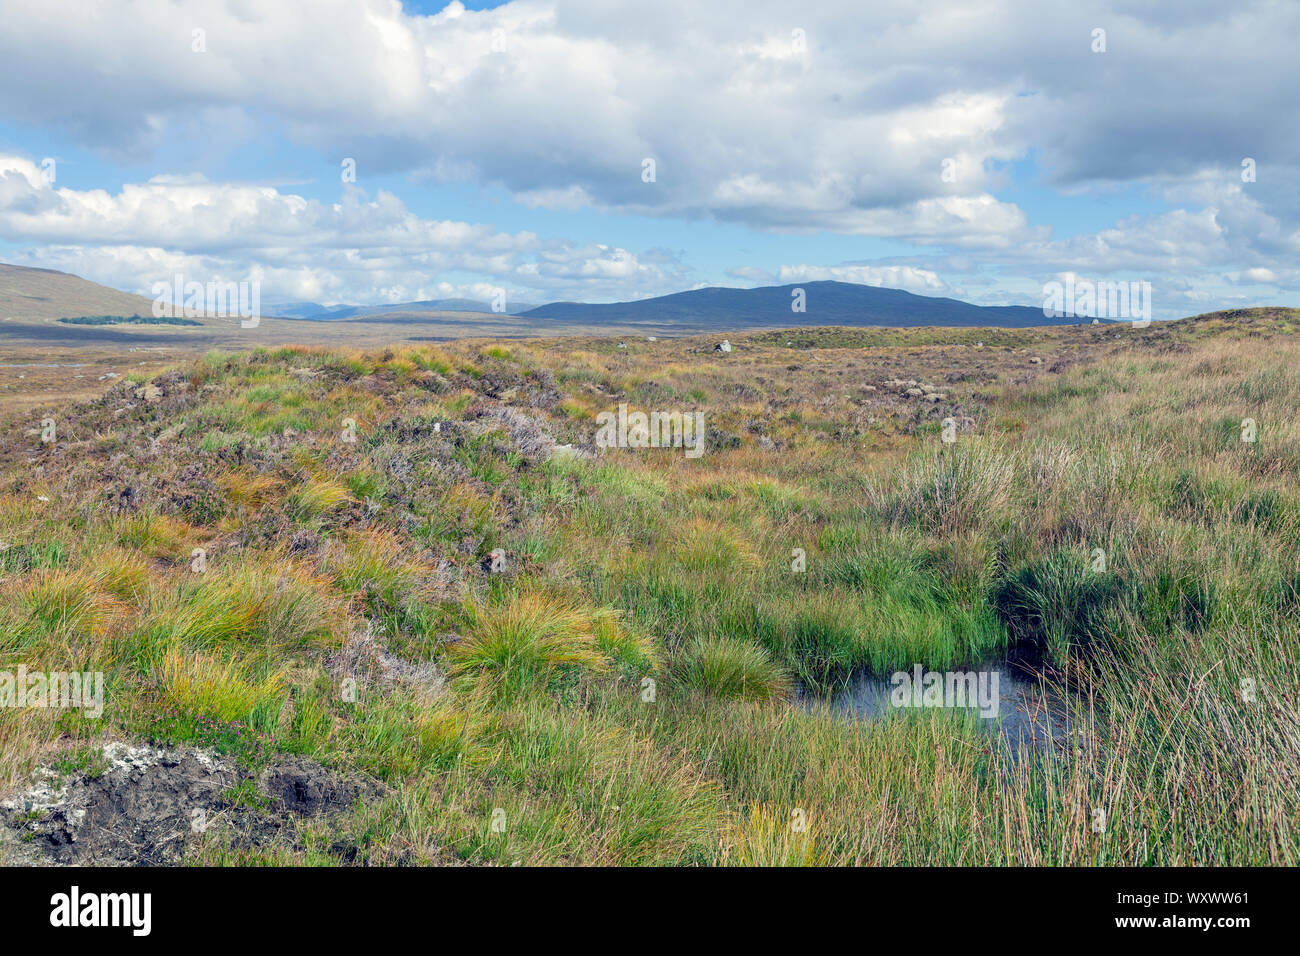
[1,310,1297,866]
[2,266,1090,348]
[0,264,579,359]
[522,279,1064,328]
[0,263,161,324]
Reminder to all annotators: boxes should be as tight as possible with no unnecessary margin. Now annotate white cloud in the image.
[8,0,1292,237]
[775,264,949,295]
[1,1,1297,307]
[0,155,684,304]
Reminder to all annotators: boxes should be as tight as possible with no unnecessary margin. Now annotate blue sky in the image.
[1,0,1296,319]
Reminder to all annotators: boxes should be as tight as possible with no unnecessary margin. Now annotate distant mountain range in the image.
[261,298,543,319]
[275,280,1073,328]
[519,281,1064,328]
[2,263,1099,333]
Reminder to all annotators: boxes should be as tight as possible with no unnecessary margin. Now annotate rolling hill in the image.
[0,264,545,350]
[521,280,1061,328]
[1,264,1099,351]
[0,263,161,324]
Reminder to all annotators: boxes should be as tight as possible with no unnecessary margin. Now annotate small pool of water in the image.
[800,662,1074,753]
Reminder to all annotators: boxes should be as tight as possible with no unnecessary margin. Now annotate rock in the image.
[0,743,386,866]
[259,759,385,817]
[134,383,163,402]
[715,340,732,353]
[477,406,559,461]
[154,422,187,443]
[1029,357,1043,365]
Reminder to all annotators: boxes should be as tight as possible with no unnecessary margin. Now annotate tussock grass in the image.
[216,470,283,512]
[3,312,1298,865]
[2,567,126,655]
[450,593,613,693]
[111,510,194,561]
[289,475,352,521]
[126,560,343,674]
[678,637,791,701]
[867,441,1016,535]
[726,804,825,866]
[155,647,287,724]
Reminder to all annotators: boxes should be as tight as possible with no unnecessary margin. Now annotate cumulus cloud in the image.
[0,0,1296,308]
[4,1,1293,232]
[768,264,950,296]
[0,155,686,303]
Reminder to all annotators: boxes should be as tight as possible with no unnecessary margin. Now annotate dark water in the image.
[801,663,1074,753]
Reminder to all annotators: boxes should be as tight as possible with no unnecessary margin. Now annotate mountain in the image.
[1,264,1090,342]
[521,280,1065,329]
[258,301,357,320]
[263,298,543,319]
[0,263,602,352]
[0,263,161,324]
[0,263,547,327]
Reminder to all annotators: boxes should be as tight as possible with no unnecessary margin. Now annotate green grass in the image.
[2,323,1298,865]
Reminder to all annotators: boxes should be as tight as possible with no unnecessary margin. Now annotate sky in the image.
[0,0,1296,319]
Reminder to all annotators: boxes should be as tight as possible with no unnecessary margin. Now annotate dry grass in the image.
[1,310,1297,864]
